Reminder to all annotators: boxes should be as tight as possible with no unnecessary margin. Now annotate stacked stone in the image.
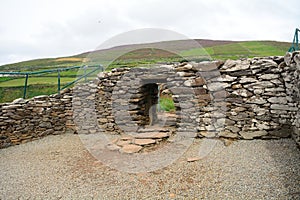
[97,68,130,134]
[283,51,300,145]
[184,61,228,138]
[111,66,179,133]
[61,88,75,131]
[172,62,215,135]
[95,65,204,135]
[0,92,72,148]
[215,57,295,139]
[72,80,100,134]
[93,58,299,141]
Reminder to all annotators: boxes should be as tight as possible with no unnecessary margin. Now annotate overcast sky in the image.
[0,0,299,65]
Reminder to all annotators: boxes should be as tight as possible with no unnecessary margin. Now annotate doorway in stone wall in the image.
[157,83,177,127]
[141,83,159,126]
[135,80,177,129]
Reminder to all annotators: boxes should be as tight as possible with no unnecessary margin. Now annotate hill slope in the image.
[0,39,291,72]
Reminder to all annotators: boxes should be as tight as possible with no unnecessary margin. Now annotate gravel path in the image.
[0,133,299,199]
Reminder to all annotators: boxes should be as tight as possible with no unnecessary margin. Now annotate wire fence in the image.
[0,65,103,103]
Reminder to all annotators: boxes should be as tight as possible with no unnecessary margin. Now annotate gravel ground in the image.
[0,133,299,199]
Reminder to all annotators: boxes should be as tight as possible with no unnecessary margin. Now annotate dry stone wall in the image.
[0,89,74,148]
[284,51,300,145]
[0,52,300,149]
[92,56,299,140]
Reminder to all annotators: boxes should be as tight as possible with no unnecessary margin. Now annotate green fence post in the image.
[84,65,87,82]
[23,73,29,99]
[57,69,61,94]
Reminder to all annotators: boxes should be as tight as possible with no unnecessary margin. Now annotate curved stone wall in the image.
[284,51,300,145]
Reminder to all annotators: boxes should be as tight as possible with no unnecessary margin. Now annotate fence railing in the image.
[0,65,103,99]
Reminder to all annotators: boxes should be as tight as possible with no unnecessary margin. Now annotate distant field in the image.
[0,77,75,87]
[0,39,291,103]
[180,41,290,60]
[0,68,99,102]
[0,85,58,102]
[0,68,98,87]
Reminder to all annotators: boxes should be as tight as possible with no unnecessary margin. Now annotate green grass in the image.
[0,77,76,87]
[180,47,213,57]
[239,41,288,56]
[159,96,175,112]
[0,85,58,102]
[0,75,97,102]
[0,68,99,102]
[0,67,99,88]
[0,77,15,82]
[180,41,290,60]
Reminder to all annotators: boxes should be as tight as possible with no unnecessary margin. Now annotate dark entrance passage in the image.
[140,83,159,126]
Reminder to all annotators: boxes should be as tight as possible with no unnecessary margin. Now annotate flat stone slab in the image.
[240,130,268,139]
[134,132,169,139]
[120,144,143,154]
[134,139,156,146]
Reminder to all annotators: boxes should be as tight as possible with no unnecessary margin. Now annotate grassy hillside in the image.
[0,40,291,72]
[0,57,86,72]
[180,41,290,60]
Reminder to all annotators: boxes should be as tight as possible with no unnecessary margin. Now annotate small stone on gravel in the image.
[120,144,143,153]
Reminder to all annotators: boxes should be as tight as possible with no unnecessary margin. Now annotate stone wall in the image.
[1,53,300,149]
[91,56,299,140]
[0,89,74,148]
[284,51,300,145]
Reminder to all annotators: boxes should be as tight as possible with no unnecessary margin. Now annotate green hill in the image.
[181,41,290,60]
[0,39,291,72]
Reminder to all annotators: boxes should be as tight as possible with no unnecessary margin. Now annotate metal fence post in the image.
[23,73,29,99]
[84,65,87,82]
[57,69,61,94]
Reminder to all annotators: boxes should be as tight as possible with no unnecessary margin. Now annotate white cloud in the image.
[0,0,298,65]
